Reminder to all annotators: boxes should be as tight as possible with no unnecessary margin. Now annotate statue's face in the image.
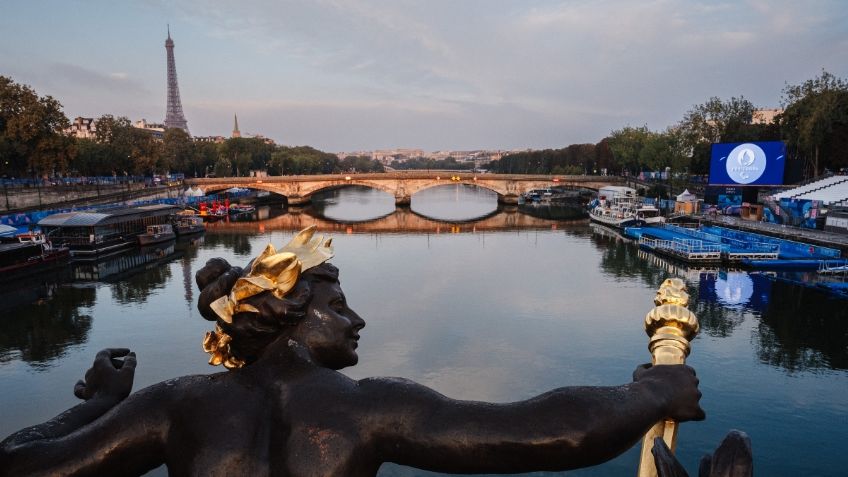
[299,281,365,370]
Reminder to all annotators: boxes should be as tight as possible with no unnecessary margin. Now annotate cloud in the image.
[45,63,149,95]
[5,0,847,150]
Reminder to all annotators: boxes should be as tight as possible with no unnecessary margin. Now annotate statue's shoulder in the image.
[358,376,418,388]
[356,376,446,400]
[130,373,231,402]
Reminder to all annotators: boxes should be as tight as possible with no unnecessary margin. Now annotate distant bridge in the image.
[186,173,623,205]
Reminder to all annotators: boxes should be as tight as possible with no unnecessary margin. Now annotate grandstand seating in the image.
[772,176,848,204]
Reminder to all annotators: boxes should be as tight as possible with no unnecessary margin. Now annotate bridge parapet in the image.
[185,173,623,205]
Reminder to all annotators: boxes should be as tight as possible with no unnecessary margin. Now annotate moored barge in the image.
[38,204,182,257]
[0,233,70,279]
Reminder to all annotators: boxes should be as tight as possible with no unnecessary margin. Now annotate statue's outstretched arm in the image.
[1,348,136,449]
[362,364,703,473]
[1,349,170,476]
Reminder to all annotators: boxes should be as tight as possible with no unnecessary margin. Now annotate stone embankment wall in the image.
[1,183,184,213]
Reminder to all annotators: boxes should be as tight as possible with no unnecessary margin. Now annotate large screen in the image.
[708,141,786,186]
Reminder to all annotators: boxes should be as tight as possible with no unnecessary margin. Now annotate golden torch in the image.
[636,278,700,477]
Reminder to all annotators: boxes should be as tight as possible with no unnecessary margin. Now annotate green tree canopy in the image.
[270,146,340,175]
[162,128,194,175]
[0,76,73,177]
[88,115,162,175]
[607,126,651,175]
[390,156,473,171]
[675,96,756,174]
[781,70,848,176]
[340,155,384,173]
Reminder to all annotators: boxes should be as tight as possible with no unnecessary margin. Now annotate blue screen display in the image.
[708,141,786,186]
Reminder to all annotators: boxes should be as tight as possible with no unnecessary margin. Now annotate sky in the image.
[2,0,846,152]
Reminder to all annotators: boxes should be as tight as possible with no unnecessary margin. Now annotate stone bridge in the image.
[186,173,622,206]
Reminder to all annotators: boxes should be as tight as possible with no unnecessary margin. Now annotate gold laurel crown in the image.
[203,225,333,368]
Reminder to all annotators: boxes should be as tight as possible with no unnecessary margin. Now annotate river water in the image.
[1,185,846,476]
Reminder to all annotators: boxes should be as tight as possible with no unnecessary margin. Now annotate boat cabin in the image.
[598,186,637,204]
[38,204,182,256]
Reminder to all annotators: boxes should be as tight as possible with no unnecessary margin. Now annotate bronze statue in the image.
[1,226,704,476]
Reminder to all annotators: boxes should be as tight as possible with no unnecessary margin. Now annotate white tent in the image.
[184,186,205,197]
[674,189,700,214]
[676,189,698,202]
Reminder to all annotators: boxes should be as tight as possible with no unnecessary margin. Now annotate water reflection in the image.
[589,224,848,371]
[756,280,848,372]
[0,284,94,368]
[201,231,255,257]
[590,225,667,287]
[311,186,395,222]
[517,203,587,221]
[2,188,848,476]
[0,238,206,368]
[203,205,578,235]
[72,243,178,283]
[410,184,498,221]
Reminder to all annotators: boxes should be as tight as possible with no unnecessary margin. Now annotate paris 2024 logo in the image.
[726,143,766,184]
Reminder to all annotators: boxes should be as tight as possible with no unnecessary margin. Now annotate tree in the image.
[162,128,195,175]
[194,142,220,177]
[0,76,73,177]
[271,146,340,175]
[781,71,848,177]
[607,126,651,175]
[92,115,161,176]
[676,96,755,174]
[213,156,232,177]
[340,155,384,173]
[638,129,688,174]
[594,138,615,174]
[71,138,107,176]
[219,137,275,176]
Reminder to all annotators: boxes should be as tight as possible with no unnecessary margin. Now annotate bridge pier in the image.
[287,195,311,206]
[498,194,520,205]
[395,195,411,207]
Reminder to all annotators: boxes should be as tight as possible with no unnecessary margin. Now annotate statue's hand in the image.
[633,363,705,422]
[73,348,137,403]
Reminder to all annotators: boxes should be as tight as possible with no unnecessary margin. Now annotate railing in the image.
[663,224,780,254]
[702,224,841,258]
[639,236,722,260]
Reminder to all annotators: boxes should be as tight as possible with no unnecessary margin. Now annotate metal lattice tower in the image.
[164,26,189,134]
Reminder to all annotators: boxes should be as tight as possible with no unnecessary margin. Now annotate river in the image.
[1,184,846,476]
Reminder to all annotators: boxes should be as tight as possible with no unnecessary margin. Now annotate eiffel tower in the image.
[164,26,189,134]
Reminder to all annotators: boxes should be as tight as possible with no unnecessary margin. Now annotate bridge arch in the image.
[405,180,504,199]
[200,183,279,195]
[297,180,397,199]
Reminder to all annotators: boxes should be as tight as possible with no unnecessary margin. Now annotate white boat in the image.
[589,201,647,229]
[633,202,666,225]
[589,186,664,229]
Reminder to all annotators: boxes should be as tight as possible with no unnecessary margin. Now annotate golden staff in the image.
[636,278,700,477]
